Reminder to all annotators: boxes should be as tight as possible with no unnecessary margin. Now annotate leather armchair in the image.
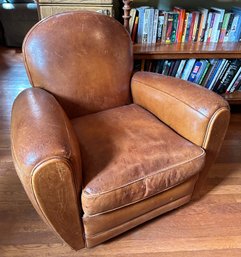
[11,11,230,250]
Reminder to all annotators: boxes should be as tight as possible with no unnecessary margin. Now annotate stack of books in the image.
[135,58,241,94]
[129,6,241,44]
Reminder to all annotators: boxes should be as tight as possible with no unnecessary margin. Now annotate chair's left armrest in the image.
[11,88,84,250]
[131,72,230,198]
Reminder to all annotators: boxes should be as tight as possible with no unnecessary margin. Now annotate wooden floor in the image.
[0,48,241,257]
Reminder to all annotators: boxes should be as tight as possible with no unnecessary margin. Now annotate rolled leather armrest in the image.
[131,72,230,198]
[11,88,84,250]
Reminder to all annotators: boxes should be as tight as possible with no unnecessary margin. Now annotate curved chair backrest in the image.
[23,11,133,118]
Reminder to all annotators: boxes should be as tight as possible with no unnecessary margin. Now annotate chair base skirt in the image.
[84,175,198,248]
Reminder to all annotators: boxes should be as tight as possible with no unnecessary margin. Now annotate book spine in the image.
[188,12,196,42]
[142,9,150,44]
[223,13,234,42]
[157,13,164,42]
[192,12,200,42]
[188,61,202,82]
[185,13,193,42]
[199,61,211,85]
[219,13,230,42]
[161,13,168,43]
[175,60,187,78]
[171,13,179,43]
[147,9,155,44]
[229,72,241,93]
[181,59,196,80]
[152,9,159,43]
[204,13,212,42]
[137,8,146,44]
[207,13,215,42]
[226,66,241,92]
[228,15,239,42]
[182,12,189,42]
[131,16,139,42]
[165,13,173,44]
[129,9,136,34]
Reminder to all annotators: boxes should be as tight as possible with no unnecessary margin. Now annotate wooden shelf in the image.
[223,91,241,105]
[134,42,241,60]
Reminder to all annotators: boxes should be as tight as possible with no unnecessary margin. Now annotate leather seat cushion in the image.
[71,104,205,216]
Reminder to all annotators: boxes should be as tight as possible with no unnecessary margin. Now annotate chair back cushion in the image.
[23,11,133,118]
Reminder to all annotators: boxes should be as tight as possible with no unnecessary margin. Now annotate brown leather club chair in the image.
[11,11,230,250]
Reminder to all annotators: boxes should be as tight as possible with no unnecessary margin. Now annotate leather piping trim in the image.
[83,149,205,198]
[132,78,211,119]
[83,174,199,216]
[85,194,192,238]
[202,107,230,148]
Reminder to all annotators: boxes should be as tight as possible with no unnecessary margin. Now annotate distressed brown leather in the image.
[131,71,230,146]
[83,175,198,238]
[72,104,205,215]
[11,11,230,250]
[11,88,84,250]
[131,71,230,199]
[23,11,133,118]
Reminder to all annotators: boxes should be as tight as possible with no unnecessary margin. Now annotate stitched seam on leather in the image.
[132,78,212,119]
[83,149,205,198]
[85,194,191,238]
[202,107,229,148]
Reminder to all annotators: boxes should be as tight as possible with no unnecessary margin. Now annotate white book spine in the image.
[147,9,155,44]
[175,60,187,78]
[142,9,150,44]
[204,13,212,42]
[152,9,159,43]
[181,59,196,80]
[210,13,221,42]
[226,66,241,92]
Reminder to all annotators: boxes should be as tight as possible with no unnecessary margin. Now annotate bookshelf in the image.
[122,1,241,104]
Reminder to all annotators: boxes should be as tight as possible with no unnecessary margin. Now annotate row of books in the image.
[135,58,241,94]
[129,6,241,44]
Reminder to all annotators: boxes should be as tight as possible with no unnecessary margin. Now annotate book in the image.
[188,60,202,82]
[210,7,225,42]
[204,12,212,42]
[165,12,174,44]
[232,7,241,42]
[216,59,241,94]
[226,66,241,92]
[205,59,223,89]
[223,13,234,42]
[229,71,241,93]
[181,59,196,80]
[228,14,240,42]
[197,8,209,42]
[182,12,189,42]
[152,9,159,43]
[199,61,211,85]
[131,16,139,42]
[171,12,179,43]
[161,12,169,43]
[185,12,193,42]
[157,12,164,42]
[192,11,200,42]
[194,60,209,84]
[175,60,187,78]
[208,59,227,90]
[173,7,186,43]
[188,11,198,42]
[129,8,137,34]
[171,60,181,76]
[137,6,150,43]
[219,13,232,42]
[147,8,155,44]
[212,60,231,91]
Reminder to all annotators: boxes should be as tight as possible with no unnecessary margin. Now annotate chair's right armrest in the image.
[11,88,84,250]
